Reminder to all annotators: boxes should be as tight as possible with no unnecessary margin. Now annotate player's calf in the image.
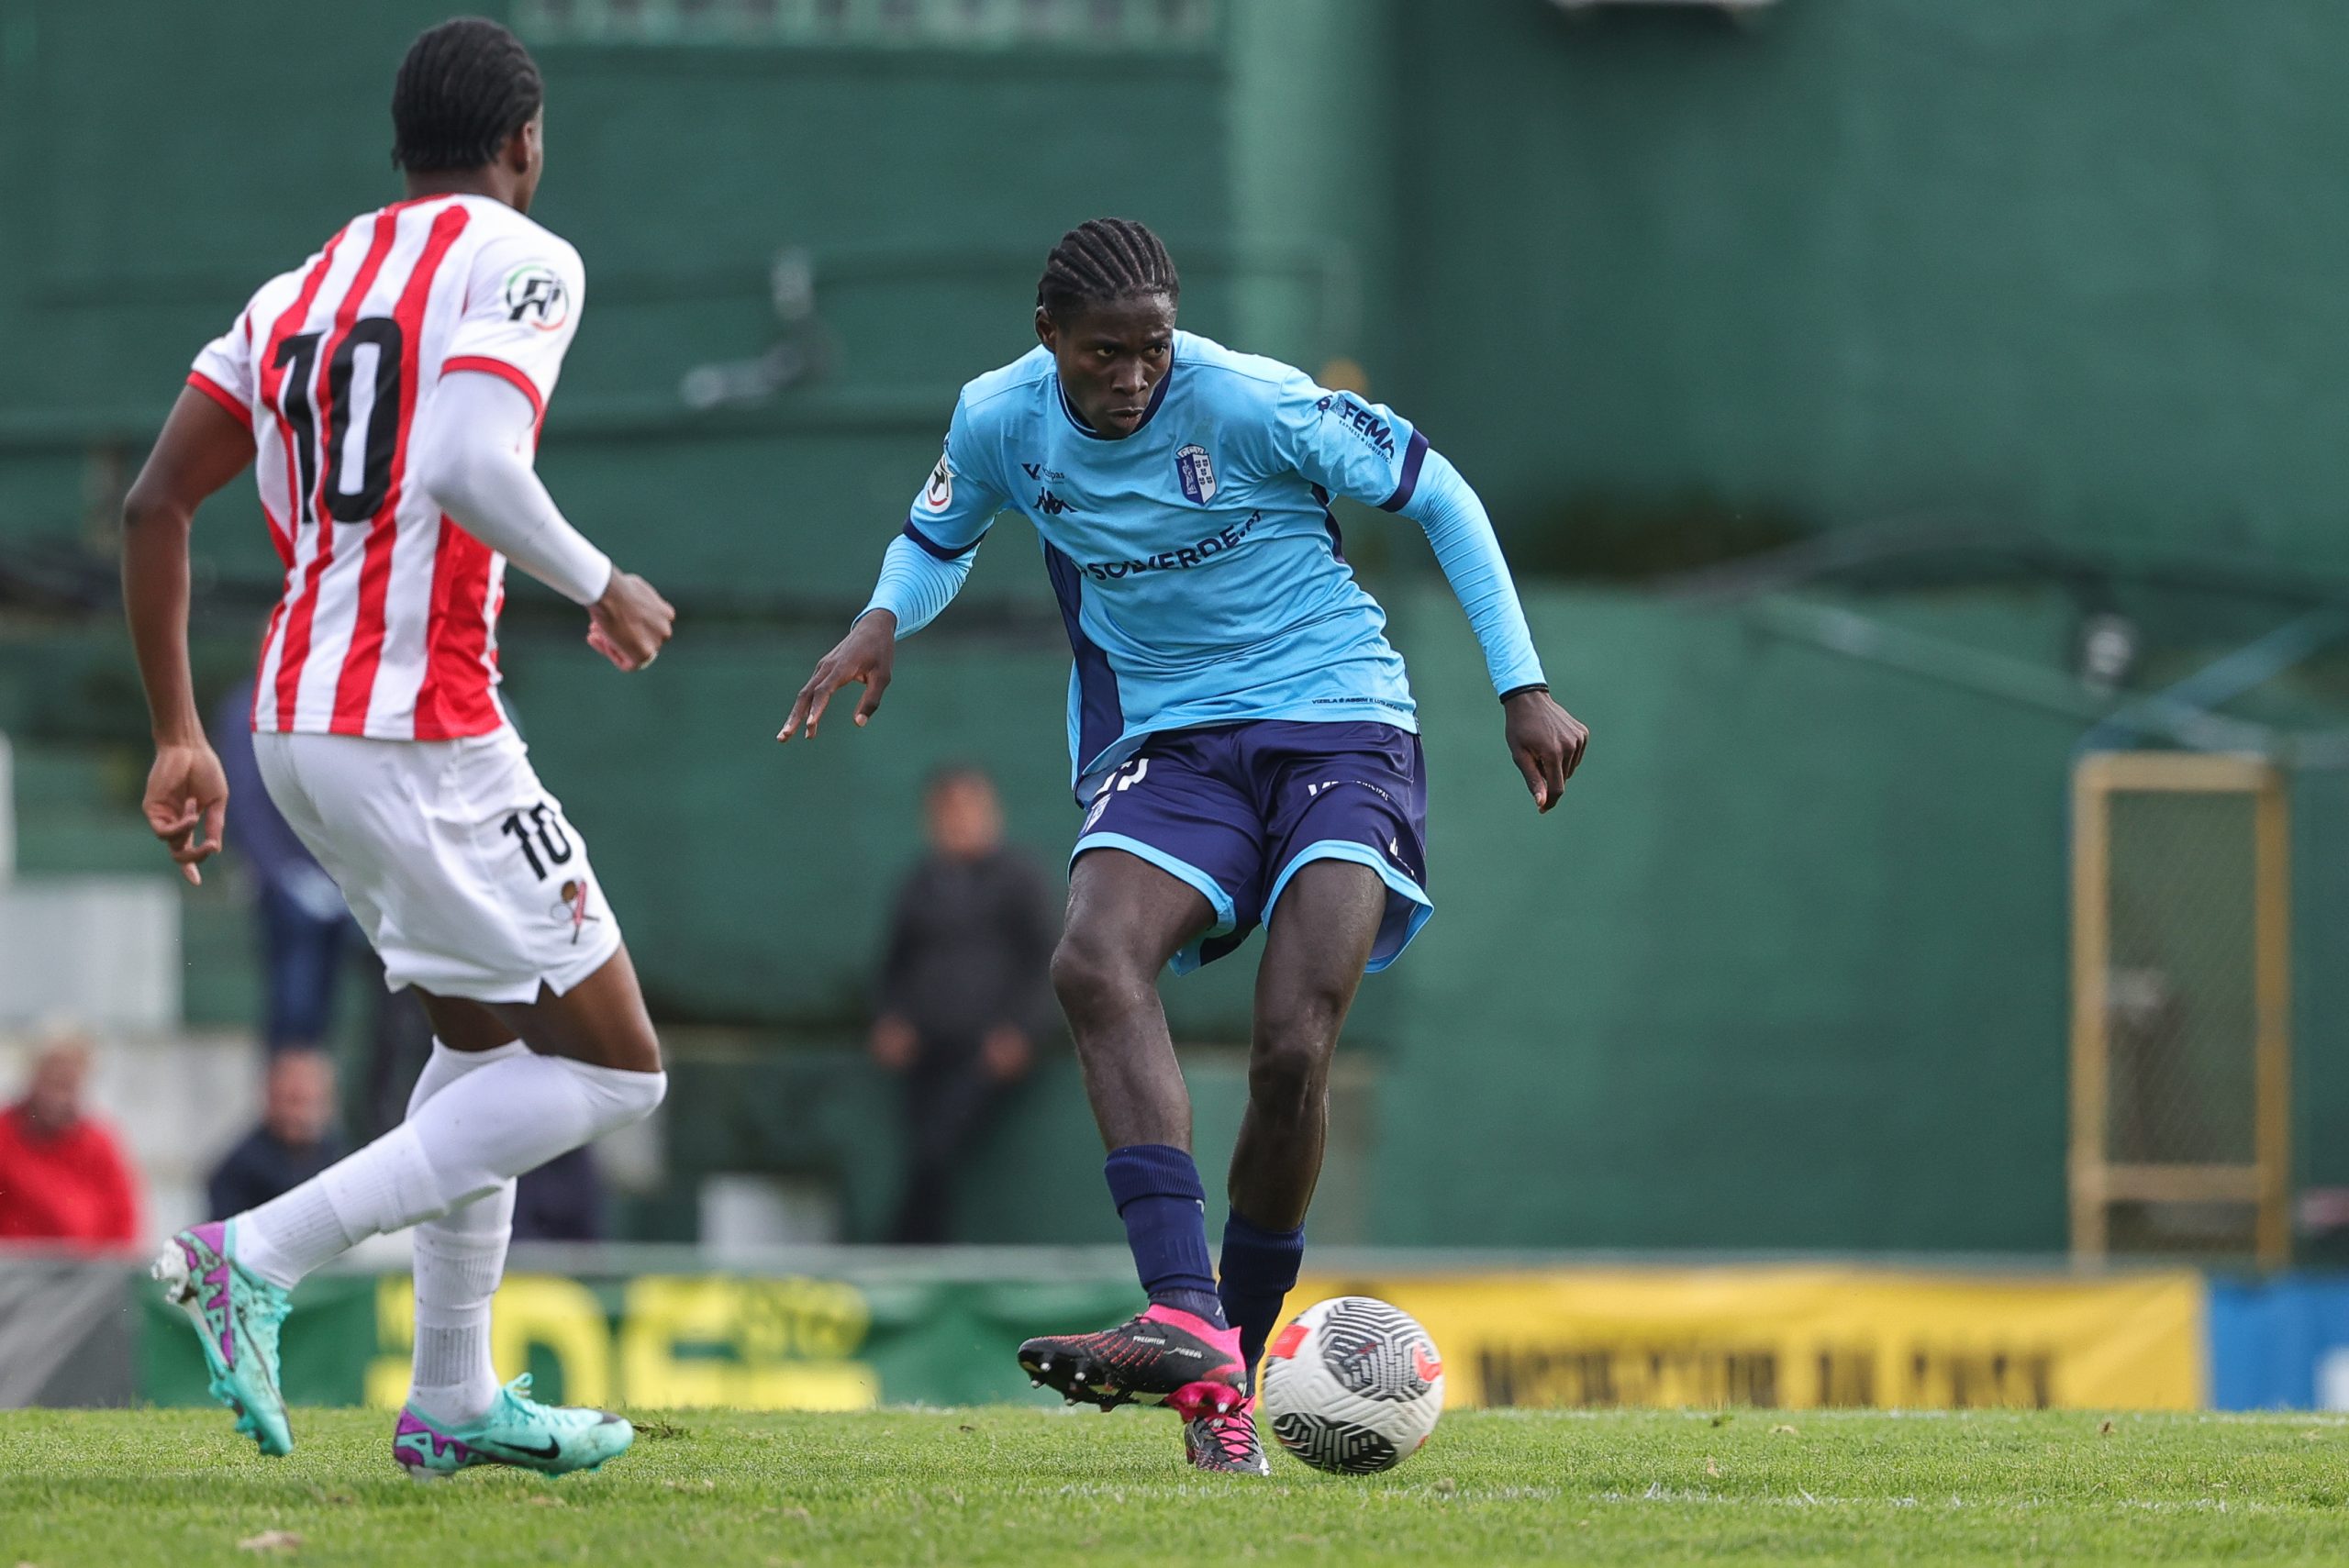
[1219,1208,1307,1390]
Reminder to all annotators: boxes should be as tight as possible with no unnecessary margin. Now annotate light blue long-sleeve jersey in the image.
[863,331,1547,795]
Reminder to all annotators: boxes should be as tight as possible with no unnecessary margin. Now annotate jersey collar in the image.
[1057,357,1175,441]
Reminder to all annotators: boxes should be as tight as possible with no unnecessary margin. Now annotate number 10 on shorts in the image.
[500,803,573,880]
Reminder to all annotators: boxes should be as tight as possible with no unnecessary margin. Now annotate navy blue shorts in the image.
[1072,720,1432,975]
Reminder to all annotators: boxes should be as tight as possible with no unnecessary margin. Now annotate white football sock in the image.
[234,1050,664,1291]
[229,1179,354,1290]
[408,1191,515,1428]
[406,1040,523,1428]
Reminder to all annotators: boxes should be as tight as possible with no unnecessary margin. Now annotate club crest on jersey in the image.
[920,449,954,512]
[1175,443,1217,506]
[502,263,570,331]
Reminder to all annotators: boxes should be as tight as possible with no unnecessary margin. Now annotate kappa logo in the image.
[1175,443,1217,506]
[920,450,953,512]
[1034,487,1077,516]
[501,263,570,331]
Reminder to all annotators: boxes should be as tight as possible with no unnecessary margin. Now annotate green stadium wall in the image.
[1390,0,2349,570]
[7,0,2349,1252]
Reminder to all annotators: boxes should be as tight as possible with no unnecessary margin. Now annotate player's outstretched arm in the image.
[779,610,898,741]
[1397,447,1589,812]
[121,387,255,884]
[782,384,1001,743]
[778,528,981,742]
[413,371,674,672]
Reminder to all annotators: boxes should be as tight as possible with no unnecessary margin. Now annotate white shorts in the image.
[252,727,623,1003]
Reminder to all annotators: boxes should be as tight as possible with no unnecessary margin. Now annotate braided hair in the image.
[390,17,544,173]
[1036,218,1180,322]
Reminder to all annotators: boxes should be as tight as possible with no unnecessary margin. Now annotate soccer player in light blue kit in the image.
[782,219,1586,1474]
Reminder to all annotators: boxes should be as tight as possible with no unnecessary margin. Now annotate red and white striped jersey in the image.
[188,194,586,740]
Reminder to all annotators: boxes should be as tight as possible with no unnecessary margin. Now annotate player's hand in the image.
[870,1014,918,1073]
[143,740,229,886]
[779,612,897,741]
[1503,688,1587,814]
[587,570,674,672]
[981,1025,1033,1083]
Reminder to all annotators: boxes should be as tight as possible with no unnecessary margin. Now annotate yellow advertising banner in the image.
[363,1274,881,1412]
[1292,1267,2205,1411]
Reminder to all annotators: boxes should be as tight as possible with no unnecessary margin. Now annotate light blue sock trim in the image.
[1263,839,1435,973]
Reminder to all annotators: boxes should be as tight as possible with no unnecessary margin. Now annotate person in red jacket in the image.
[0,1033,142,1245]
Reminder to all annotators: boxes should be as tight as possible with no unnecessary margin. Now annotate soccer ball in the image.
[1257,1296,1444,1473]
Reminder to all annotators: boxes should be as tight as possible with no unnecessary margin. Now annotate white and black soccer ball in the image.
[1257,1296,1444,1474]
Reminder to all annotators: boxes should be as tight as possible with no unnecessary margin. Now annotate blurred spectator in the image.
[872,766,1057,1243]
[215,680,360,1055]
[0,1029,141,1245]
[206,1050,346,1218]
[362,988,437,1142]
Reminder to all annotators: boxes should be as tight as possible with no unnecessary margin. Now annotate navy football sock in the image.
[1103,1143,1226,1329]
[1219,1208,1305,1382]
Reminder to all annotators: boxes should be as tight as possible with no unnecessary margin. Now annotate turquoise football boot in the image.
[151,1220,295,1456]
[392,1374,634,1480]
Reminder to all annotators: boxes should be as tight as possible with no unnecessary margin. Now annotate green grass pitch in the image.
[5,1407,2346,1566]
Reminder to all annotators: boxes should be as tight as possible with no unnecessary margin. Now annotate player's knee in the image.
[1050,930,1149,1024]
[571,1062,666,1137]
[619,1067,667,1123]
[1247,1029,1333,1120]
[1258,974,1348,1052]
[1251,976,1349,1106]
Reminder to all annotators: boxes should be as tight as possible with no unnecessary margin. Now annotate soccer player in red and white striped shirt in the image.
[122,18,669,1477]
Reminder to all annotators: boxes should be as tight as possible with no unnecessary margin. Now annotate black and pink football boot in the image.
[1017,1302,1244,1410]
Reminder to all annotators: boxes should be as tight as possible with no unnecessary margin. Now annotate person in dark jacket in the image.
[872,766,1057,1242]
[214,680,360,1056]
[514,1147,607,1242]
[206,1049,346,1218]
